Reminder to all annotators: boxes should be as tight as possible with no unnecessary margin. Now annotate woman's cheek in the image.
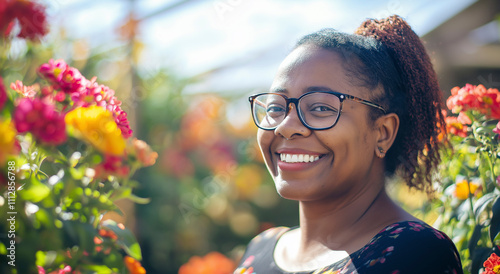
[257,129,276,173]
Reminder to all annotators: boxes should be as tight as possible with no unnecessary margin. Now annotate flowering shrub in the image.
[0,58,157,273]
[433,84,500,273]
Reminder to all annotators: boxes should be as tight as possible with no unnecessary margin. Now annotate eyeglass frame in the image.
[248,91,387,131]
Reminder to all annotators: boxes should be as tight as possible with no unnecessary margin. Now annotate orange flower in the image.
[178,252,235,274]
[98,228,118,240]
[454,179,480,200]
[483,253,500,274]
[124,256,146,274]
[127,138,158,167]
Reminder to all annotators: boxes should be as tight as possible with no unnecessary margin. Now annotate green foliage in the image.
[0,38,150,273]
[425,107,500,274]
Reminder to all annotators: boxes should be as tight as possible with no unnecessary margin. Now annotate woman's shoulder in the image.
[367,220,454,249]
[235,226,290,274]
[353,220,463,273]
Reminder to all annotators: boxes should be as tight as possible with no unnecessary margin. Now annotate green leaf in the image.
[102,220,142,260]
[127,194,151,204]
[0,242,6,255]
[473,192,496,222]
[20,181,50,202]
[468,224,483,257]
[69,166,85,180]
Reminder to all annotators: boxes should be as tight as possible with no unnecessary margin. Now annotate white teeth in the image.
[280,153,320,163]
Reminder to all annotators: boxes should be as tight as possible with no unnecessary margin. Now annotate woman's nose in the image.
[274,103,312,140]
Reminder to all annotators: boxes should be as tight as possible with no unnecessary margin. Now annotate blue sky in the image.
[46,0,476,93]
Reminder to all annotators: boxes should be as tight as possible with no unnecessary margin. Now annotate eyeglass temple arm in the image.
[251,98,268,109]
[344,94,386,114]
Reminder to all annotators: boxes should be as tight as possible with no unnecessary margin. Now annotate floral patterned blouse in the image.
[235,221,463,274]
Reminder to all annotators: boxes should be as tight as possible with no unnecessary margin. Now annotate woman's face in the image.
[258,45,384,202]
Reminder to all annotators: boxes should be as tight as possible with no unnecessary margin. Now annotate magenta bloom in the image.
[38,59,69,87]
[14,98,66,145]
[72,84,133,138]
[494,121,500,134]
[114,107,133,138]
[0,77,7,110]
[59,67,85,93]
[37,60,133,139]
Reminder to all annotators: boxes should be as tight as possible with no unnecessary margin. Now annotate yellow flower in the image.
[0,119,19,164]
[454,179,480,200]
[65,106,125,155]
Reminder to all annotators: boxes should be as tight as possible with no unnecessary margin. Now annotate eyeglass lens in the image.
[252,93,341,130]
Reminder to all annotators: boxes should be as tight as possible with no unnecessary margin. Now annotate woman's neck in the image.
[296,186,409,253]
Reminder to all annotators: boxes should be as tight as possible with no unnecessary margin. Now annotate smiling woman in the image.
[235,15,463,274]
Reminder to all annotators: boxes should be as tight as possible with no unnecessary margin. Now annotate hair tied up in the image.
[356,15,446,193]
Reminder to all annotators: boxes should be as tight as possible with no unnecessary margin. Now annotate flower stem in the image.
[487,152,498,190]
[467,180,477,227]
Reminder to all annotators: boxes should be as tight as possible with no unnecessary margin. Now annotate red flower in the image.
[446,84,500,119]
[483,253,500,274]
[0,0,48,41]
[93,155,130,179]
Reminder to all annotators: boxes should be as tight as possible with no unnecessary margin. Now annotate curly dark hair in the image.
[295,15,446,193]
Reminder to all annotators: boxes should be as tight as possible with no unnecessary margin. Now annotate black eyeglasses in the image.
[249,91,386,130]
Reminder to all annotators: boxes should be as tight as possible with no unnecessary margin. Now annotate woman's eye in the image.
[311,105,337,113]
[267,105,285,113]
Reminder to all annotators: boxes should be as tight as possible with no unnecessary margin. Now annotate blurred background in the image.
[5,0,500,272]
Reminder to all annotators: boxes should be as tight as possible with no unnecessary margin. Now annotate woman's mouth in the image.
[279,153,320,163]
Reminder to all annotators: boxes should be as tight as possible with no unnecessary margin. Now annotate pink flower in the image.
[14,98,66,145]
[114,107,133,138]
[494,121,500,135]
[58,265,72,274]
[58,67,85,93]
[10,80,38,98]
[71,82,133,138]
[37,265,72,274]
[37,60,133,138]
[0,77,7,110]
[38,59,69,87]
[457,111,472,125]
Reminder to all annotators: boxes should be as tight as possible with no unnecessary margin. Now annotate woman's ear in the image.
[374,113,399,158]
